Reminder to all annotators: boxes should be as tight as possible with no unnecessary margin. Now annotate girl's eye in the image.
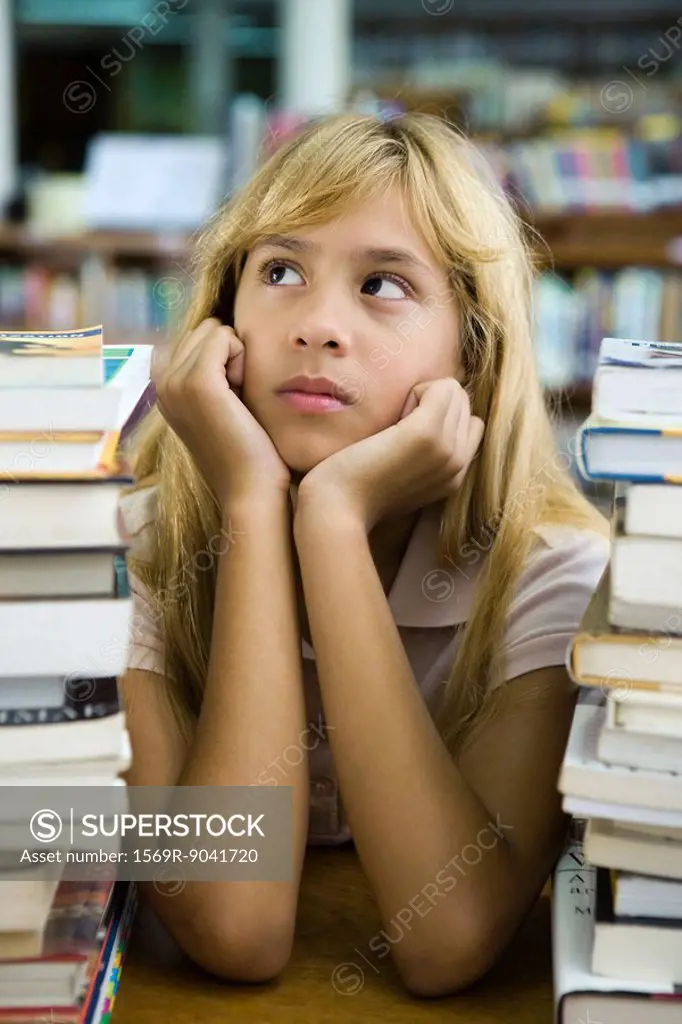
[255,259,413,300]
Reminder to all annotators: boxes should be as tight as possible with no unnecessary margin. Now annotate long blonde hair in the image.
[127,111,605,752]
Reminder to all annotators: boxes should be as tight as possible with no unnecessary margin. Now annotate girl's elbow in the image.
[395,929,498,998]
[187,921,294,983]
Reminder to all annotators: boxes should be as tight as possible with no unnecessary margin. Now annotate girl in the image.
[119,112,608,996]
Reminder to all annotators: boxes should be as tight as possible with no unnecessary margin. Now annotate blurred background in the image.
[1,0,681,501]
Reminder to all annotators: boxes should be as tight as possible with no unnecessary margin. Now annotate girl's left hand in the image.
[297,378,485,533]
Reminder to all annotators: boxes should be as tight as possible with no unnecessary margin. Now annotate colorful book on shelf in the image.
[0,326,103,388]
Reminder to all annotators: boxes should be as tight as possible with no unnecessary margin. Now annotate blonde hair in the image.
[127,112,606,752]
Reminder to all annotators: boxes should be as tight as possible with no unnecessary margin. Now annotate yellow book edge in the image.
[569,566,682,693]
[0,431,121,480]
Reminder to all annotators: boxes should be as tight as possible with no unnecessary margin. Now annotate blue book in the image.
[577,413,682,483]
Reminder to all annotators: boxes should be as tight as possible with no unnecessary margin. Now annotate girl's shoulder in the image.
[118,484,159,563]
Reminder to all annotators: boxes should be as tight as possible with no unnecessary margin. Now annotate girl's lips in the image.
[277,390,349,413]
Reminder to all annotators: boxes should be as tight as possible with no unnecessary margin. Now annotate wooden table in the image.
[113,847,555,1023]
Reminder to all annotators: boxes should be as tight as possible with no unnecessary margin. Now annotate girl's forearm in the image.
[293,497,516,987]
[176,496,309,969]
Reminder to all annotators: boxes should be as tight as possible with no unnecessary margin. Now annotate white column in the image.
[0,0,16,212]
[279,0,352,116]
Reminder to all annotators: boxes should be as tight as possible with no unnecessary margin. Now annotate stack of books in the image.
[553,335,682,1021]
[0,326,151,1021]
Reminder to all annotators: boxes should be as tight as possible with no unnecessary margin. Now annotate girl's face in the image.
[233,186,462,473]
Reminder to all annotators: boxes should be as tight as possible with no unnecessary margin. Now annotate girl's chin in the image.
[275,440,346,476]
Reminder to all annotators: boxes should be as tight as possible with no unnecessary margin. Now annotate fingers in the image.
[452,415,486,489]
[159,318,245,395]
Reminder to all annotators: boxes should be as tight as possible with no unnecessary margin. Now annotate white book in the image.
[0,861,64,934]
[625,483,682,539]
[0,712,126,764]
[593,336,682,420]
[609,689,682,738]
[585,818,682,880]
[0,433,111,474]
[612,533,682,610]
[0,551,117,598]
[552,842,681,1023]
[614,872,682,919]
[558,705,682,812]
[0,727,130,775]
[0,344,153,432]
[598,721,682,773]
[593,864,682,984]
[563,794,682,831]
[1,597,132,677]
[0,478,130,550]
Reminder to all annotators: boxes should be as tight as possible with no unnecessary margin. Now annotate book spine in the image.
[553,841,598,1016]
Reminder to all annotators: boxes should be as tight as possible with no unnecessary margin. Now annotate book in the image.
[0,433,121,481]
[584,818,682,880]
[0,327,103,388]
[607,689,682,739]
[1,591,132,678]
[0,879,125,1023]
[0,551,120,599]
[0,862,64,934]
[614,871,682,919]
[563,794,682,832]
[558,704,682,812]
[625,482,682,538]
[592,865,682,984]
[0,730,131,780]
[598,723,682,773]
[0,345,153,433]
[552,842,682,1023]
[577,413,682,483]
[612,528,682,614]
[0,466,134,550]
[568,571,682,693]
[0,876,115,1007]
[592,337,682,420]
[0,431,111,476]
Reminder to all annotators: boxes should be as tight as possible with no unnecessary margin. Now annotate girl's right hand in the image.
[154,318,291,510]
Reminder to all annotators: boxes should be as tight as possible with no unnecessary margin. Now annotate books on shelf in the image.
[0,324,147,1021]
[0,261,180,339]
[533,274,682,397]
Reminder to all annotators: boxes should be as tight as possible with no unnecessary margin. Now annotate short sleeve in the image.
[118,486,167,677]
[499,526,609,685]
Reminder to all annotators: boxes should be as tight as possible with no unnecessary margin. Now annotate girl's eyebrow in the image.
[252,234,437,279]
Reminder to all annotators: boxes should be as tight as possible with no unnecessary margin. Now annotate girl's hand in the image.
[297,379,485,532]
[154,318,291,509]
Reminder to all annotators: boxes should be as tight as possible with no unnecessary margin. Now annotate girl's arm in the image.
[293,495,575,997]
[122,496,309,982]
